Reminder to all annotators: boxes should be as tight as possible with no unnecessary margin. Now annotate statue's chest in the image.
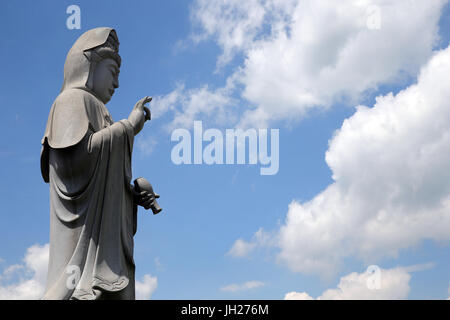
[103,113,114,127]
[91,101,114,129]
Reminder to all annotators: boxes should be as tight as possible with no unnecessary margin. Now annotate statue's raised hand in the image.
[128,96,152,135]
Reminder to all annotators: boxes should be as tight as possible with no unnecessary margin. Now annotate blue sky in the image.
[1,0,450,299]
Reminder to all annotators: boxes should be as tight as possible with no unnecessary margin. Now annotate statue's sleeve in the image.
[88,119,138,235]
[45,119,135,221]
[87,119,134,154]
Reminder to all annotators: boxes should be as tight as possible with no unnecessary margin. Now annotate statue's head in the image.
[61,27,121,104]
[87,31,121,103]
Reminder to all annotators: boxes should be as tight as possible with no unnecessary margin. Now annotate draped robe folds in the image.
[40,88,137,300]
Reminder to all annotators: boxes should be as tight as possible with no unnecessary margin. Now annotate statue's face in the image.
[92,58,119,104]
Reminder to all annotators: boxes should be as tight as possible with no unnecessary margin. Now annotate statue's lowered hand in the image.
[133,177,162,214]
[128,96,152,135]
[133,189,157,210]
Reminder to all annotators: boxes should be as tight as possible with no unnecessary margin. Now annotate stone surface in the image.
[40,27,158,300]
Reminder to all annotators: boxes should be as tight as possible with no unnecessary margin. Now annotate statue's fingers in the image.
[142,197,152,205]
[132,188,142,197]
[144,191,154,199]
[142,197,154,207]
[140,96,151,107]
[135,97,148,110]
[154,193,160,199]
[135,100,144,109]
[143,106,151,121]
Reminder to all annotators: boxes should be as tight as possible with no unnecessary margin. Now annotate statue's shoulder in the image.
[44,88,93,149]
[54,87,95,105]
[55,88,110,124]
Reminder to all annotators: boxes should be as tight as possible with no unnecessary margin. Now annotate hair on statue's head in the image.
[89,32,121,67]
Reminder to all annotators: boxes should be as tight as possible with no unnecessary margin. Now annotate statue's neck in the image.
[80,87,107,106]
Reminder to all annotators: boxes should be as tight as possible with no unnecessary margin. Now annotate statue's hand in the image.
[128,96,152,135]
[133,189,160,210]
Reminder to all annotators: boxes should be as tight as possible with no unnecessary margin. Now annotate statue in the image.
[40,27,160,300]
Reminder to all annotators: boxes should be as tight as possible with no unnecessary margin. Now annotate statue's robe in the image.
[40,87,137,299]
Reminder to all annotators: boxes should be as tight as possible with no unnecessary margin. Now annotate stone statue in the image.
[40,27,160,300]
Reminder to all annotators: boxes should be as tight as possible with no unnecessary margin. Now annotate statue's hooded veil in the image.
[61,27,117,92]
[41,28,137,300]
[41,27,118,182]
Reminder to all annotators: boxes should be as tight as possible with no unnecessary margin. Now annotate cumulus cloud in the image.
[190,0,295,69]
[284,291,314,300]
[273,45,450,277]
[135,274,158,300]
[227,239,257,258]
[180,0,448,129]
[136,133,158,156]
[0,243,49,300]
[240,0,446,127]
[152,79,238,131]
[150,83,185,120]
[227,228,272,258]
[155,1,446,129]
[285,266,411,300]
[220,280,265,292]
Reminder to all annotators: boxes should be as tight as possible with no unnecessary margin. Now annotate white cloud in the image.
[274,45,450,277]
[318,268,410,300]
[1,264,24,279]
[153,79,238,131]
[190,0,294,69]
[136,133,158,156]
[170,85,236,129]
[227,228,272,258]
[135,274,158,300]
[177,0,447,129]
[150,83,185,120]
[284,291,314,300]
[402,262,435,273]
[220,280,265,292]
[154,1,447,130]
[239,0,447,127]
[285,267,411,300]
[0,243,49,300]
[227,239,257,258]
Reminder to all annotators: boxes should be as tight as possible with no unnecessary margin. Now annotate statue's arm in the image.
[86,120,134,153]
